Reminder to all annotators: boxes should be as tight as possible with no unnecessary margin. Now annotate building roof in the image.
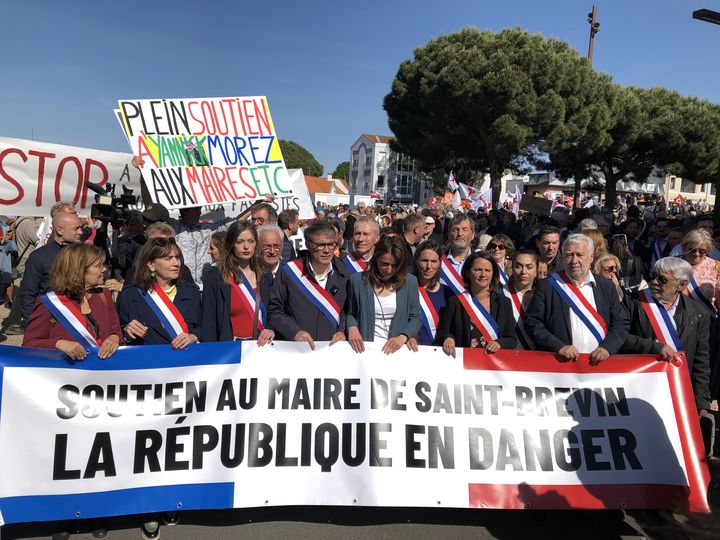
[361,134,394,144]
[305,175,349,195]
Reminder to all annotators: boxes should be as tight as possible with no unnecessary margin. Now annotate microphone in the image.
[84,181,107,195]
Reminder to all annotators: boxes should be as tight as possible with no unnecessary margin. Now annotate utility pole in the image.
[587,5,600,63]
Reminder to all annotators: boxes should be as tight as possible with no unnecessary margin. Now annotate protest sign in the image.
[0,343,709,525]
[520,195,553,216]
[117,97,292,210]
[0,137,141,217]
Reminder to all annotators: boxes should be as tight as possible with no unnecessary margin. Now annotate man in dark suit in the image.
[525,233,629,363]
[268,221,348,349]
[622,257,711,414]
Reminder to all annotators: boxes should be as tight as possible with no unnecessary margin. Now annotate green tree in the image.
[332,161,350,181]
[279,140,323,177]
[384,28,600,207]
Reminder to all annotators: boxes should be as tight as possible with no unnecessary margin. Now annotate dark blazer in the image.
[345,272,422,341]
[19,239,64,322]
[622,293,711,410]
[268,252,349,341]
[117,282,202,345]
[281,233,296,263]
[23,289,122,350]
[525,273,629,354]
[437,291,517,349]
[201,267,272,342]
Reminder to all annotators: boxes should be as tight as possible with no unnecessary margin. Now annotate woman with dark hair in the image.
[437,252,517,357]
[502,249,538,349]
[23,243,121,360]
[487,233,514,286]
[346,236,421,354]
[202,221,273,343]
[412,240,453,346]
[117,238,202,347]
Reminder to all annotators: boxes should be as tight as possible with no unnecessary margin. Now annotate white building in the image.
[350,134,422,204]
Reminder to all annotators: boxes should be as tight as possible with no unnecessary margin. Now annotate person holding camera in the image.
[610,232,646,293]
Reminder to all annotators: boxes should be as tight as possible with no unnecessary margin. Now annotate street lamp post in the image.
[587,5,600,63]
[692,8,720,222]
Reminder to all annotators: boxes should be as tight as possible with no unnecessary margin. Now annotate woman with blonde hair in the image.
[594,252,624,299]
[23,243,121,360]
[681,229,720,315]
[584,229,607,259]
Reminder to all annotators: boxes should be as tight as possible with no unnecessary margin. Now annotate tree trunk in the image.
[490,169,502,209]
[602,164,617,210]
[573,174,582,213]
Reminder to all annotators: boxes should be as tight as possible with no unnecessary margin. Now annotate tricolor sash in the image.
[498,267,509,287]
[502,283,533,349]
[638,288,683,352]
[652,240,664,263]
[547,272,608,343]
[439,254,466,295]
[284,259,341,329]
[40,292,99,349]
[140,284,189,339]
[342,251,367,274]
[456,292,500,343]
[418,287,439,343]
[687,278,717,318]
[229,272,266,331]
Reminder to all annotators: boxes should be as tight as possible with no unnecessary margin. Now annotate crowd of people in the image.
[1,177,720,537]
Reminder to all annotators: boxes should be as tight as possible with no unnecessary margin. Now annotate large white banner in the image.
[117,96,292,210]
[0,342,709,525]
[0,137,142,217]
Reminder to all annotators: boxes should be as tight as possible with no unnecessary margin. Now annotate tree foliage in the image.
[384,27,601,206]
[332,161,350,181]
[279,140,323,177]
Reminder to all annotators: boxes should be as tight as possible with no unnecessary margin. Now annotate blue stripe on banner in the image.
[547,276,604,344]
[0,341,243,371]
[0,482,234,524]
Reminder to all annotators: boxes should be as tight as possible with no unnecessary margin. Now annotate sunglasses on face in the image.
[686,247,708,256]
[488,243,506,250]
[601,265,617,273]
[650,273,671,285]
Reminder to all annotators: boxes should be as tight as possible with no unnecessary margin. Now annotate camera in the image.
[86,182,138,225]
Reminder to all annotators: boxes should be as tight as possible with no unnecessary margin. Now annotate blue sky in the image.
[3,0,720,175]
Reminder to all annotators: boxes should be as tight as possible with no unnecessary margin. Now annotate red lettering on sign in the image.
[54,156,83,204]
[0,148,26,205]
[28,150,56,207]
[81,159,109,208]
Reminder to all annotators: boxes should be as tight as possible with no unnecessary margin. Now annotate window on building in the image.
[681,179,694,193]
[712,183,717,196]
[352,159,358,167]
[365,157,372,166]
[397,175,411,196]
[377,175,384,187]
[364,183,370,191]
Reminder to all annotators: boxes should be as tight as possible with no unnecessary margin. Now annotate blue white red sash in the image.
[229,272,266,331]
[456,292,500,343]
[439,254,466,295]
[502,283,532,349]
[418,287,439,342]
[40,292,99,349]
[342,251,367,274]
[498,267,509,287]
[547,272,608,343]
[140,284,189,339]
[638,288,683,352]
[284,259,341,329]
[652,240,664,263]
[687,278,717,318]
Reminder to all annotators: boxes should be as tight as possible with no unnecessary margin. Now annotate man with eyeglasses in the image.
[257,224,284,279]
[622,257,711,424]
[250,203,278,227]
[268,221,348,349]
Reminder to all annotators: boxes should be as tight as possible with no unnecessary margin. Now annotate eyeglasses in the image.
[261,244,282,253]
[686,247,708,256]
[251,217,266,225]
[488,243,506,250]
[601,265,617,273]
[308,240,337,251]
[650,272,671,285]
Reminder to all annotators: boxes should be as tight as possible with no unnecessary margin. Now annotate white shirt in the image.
[663,294,681,329]
[373,292,397,340]
[447,248,471,274]
[309,261,332,289]
[567,273,600,353]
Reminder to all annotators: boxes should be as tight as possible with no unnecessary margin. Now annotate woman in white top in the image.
[346,236,422,354]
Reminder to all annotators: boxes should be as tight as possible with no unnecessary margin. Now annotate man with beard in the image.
[647,217,671,266]
[439,214,475,294]
[525,234,629,364]
[535,226,563,274]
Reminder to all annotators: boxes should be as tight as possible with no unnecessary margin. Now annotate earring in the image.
[150,271,156,278]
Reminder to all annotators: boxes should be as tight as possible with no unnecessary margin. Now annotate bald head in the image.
[52,212,82,244]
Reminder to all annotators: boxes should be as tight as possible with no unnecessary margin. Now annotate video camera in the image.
[85,182,138,225]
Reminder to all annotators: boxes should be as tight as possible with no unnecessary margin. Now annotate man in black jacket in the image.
[622,257,711,414]
[268,221,348,349]
[18,204,82,325]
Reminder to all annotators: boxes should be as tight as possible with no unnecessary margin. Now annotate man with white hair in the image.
[622,257,711,415]
[525,233,629,363]
[257,224,284,279]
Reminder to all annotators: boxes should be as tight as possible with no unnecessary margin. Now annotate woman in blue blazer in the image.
[346,235,422,354]
[118,237,202,347]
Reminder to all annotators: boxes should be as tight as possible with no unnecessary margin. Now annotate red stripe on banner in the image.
[462,349,672,374]
[665,352,712,513]
[557,272,608,334]
[468,483,694,510]
[152,283,189,333]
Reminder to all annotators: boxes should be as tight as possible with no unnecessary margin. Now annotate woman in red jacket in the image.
[23,243,121,360]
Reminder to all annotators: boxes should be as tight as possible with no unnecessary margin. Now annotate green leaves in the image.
[278,140,323,177]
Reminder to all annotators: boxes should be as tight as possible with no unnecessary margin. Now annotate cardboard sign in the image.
[117,97,292,209]
[520,196,553,216]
